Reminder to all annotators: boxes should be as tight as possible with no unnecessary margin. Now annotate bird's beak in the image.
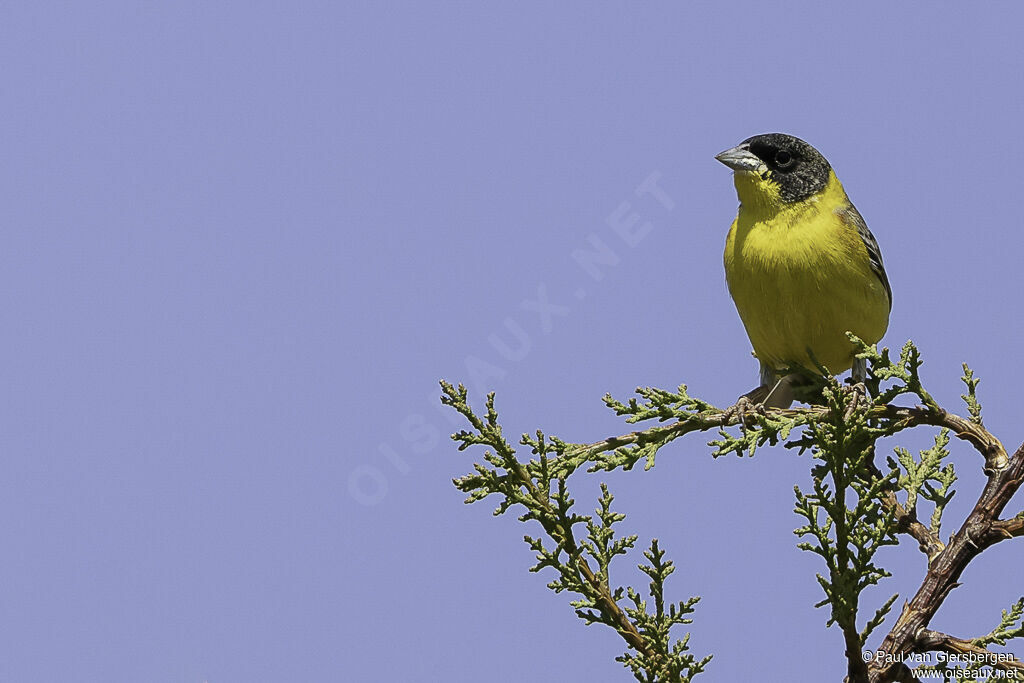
[715,144,763,173]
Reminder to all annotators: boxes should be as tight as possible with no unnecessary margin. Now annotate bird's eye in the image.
[775,150,794,168]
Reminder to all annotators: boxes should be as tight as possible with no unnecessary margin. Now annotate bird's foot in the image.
[723,387,769,432]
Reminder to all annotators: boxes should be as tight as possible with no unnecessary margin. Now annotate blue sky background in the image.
[2,3,1023,681]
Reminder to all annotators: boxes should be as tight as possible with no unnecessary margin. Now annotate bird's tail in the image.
[761,374,796,408]
[757,362,827,409]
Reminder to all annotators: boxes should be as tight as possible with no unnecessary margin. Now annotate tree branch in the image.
[990,514,1024,540]
[917,628,1024,674]
[880,405,1009,474]
[868,461,945,560]
[887,493,946,559]
[572,404,967,558]
[458,400,1006,491]
[869,442,1024,682]
[446,358,1021,682]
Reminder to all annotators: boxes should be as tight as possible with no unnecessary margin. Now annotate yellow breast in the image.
[723,173,890,374]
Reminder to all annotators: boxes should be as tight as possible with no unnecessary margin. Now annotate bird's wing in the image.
[836,203,892,310]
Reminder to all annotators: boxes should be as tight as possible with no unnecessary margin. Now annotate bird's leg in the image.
[843,357,869,421]
[843,381,868,422]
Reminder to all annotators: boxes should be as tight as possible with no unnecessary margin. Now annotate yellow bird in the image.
[716,133,891,407]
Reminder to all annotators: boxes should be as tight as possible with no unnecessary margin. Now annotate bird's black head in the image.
[717,133,832,203]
